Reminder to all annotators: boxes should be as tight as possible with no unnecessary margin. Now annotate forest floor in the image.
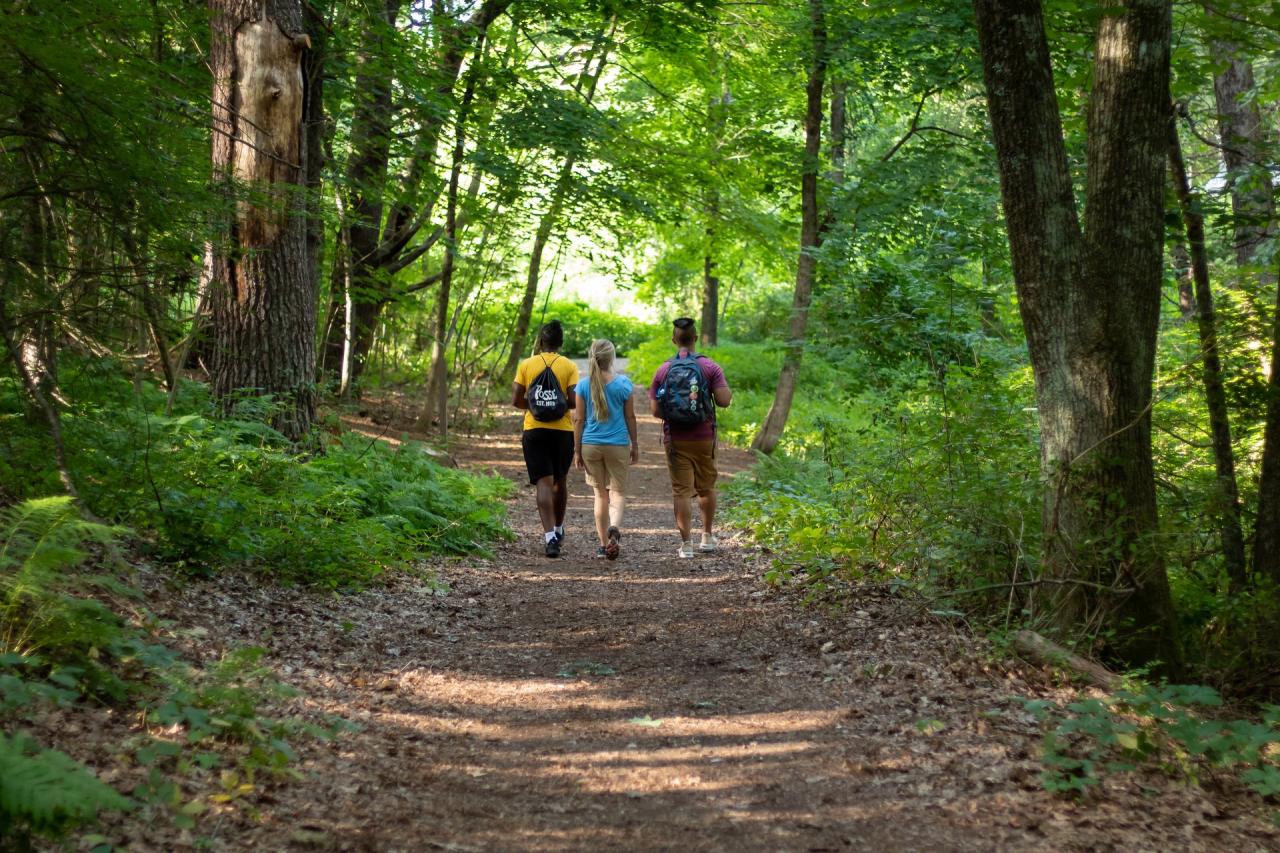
[89,381,1280,851]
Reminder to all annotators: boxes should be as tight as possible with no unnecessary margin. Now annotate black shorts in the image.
[521,428,574,485]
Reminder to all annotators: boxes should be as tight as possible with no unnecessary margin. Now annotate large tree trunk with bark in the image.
[752,0,826,455]
[1169,118,1248,590]
[974,0,1180,668]
[208,0,316,442]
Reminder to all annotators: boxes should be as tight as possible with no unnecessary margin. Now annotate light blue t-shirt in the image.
[575,375,634,446]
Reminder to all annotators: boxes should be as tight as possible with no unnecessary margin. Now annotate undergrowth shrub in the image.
[0,498,123,662]
[1026,685,1280,799]
[627,336,848,449]
[1,365,514,588]
[539,300,655,357]
[726,359,1039,606]
[0,497,344,845]
[0,732,133,846]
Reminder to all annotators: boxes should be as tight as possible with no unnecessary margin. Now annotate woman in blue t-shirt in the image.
[572,339,638,559]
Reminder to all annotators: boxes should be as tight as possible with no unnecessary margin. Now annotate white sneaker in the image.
[699,533,719,553]
[677,541,697,559]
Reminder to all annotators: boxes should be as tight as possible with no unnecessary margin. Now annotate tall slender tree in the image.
[752,0,827,455]
[321,0,511,383]
[1169,113,1247,591]
[1208,11,1274,309]
[498,25,614,385]
[973,0,1180,667]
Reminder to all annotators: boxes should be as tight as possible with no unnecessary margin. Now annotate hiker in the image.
[513,320,579,558]
[649,317,732,558]
[573,339,639,560]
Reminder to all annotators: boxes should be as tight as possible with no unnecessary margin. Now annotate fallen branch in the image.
[1012,629,1122,691]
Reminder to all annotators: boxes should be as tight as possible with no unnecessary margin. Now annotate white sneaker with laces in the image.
[677,541,697,559]
[699,533,719,553]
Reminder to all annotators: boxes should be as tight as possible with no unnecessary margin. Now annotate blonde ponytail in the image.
[588,339,616,422]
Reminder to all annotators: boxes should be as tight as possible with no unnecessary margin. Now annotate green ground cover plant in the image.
[0,496,344,848]
[1,362,513,589]
[1026,685,1280,801]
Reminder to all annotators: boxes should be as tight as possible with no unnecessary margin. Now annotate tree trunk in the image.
[1255,295,1280,582]
[1169,117,1248,591]
[974,0,1180,668]
[752,0,826,455]
[418,33,490,433]
[208,0,316,442]
[701,74,729,348]
[320,0,401,380]
[498,27,613,385]
[701,220,719,347]
[1208,29,1275,304]
[1170,240,1196,322]
[324,0,510,385]
[302,0,327,308]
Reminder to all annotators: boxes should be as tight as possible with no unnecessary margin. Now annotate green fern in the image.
[0,497,121,658]
[0,731,131,844]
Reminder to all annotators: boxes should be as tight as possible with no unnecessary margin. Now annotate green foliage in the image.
[1,370,514,588]
[0,495,345,842]
[1027,686,1280,800]
[628,336,851,448]
[0,498,122,658]
[726,352,1040,603]
[0,731,132,846]
[537,300,656,357]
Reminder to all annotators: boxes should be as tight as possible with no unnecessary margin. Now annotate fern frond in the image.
[0,731,131,842]
[0,498,125,659]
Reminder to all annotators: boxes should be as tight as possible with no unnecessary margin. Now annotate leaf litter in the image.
[40,394,1280,850]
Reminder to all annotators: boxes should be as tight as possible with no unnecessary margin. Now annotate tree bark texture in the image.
[752,0,826,455]
[1255,293,1280,582]
[208,0,316,441]
[1209,35,1275,295]
[1169,118,1248,591]
[974,0,1180,668]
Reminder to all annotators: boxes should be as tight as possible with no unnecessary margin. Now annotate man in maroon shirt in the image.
[649,317,733,558]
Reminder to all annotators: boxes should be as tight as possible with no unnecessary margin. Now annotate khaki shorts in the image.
[582,443,630,494]
[666,439,717,498]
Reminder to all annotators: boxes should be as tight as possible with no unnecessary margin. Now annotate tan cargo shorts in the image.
[665,439,717,498]
[582,443,631,494]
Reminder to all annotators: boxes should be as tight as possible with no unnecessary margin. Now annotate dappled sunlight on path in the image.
[147,392,1280,851]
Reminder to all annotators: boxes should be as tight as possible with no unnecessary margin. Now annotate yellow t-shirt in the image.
[515,353,579,432]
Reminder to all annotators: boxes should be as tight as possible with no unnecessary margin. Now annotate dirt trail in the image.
[152,388,1278,851]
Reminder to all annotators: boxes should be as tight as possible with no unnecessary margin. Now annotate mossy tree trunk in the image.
[974,0,1180,669]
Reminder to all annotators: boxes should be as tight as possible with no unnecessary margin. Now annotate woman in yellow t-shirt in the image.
[513,320,579,557]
